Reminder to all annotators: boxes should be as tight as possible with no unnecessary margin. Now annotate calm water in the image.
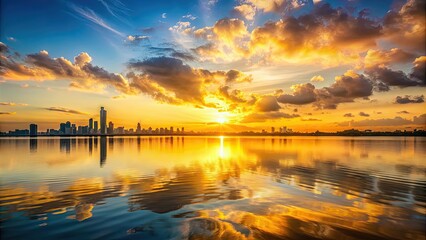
[0,136,425,240]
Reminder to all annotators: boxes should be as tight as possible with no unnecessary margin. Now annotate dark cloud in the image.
[397,111,410,114]
[242,111,300,123]
[326,72,373,98]
[365,66,421,87]
[218,86,248,104]
[225,69,252,84]
[383,0,425,51]
[344,113,355,117]
[170,51,197,61]
[127,56,252,108]
[147,46,197,61]
[255,96,281,112]
[0,42,8,53]
[277,71,374,109]
[394,95,424,104]
[359,112,370,117]
[410,56,426,84]
[127,57,209,104]
[0,112,16,115]
[413,114,426,125]
[277,83,316,105]
[44,107,86,115]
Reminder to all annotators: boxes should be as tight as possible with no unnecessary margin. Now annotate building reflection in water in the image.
[1,136,425,240]
[29,137,37,153]
[59,137,71,153]
[100,136,107,167]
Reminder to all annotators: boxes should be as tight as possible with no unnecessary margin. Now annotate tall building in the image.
[89,118,93,132]
[60,123,66,134]
[29,124,38,136]
[94,121,99,133]
[100,107,107,135]
[136,122,141,133]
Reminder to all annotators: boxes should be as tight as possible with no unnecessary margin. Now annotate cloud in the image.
[277,83,316,105]
[365,66,421,87]
[0,112,16,115]
[247,3,382,64]
[125,35,149,45]
[344,113,354,117]
[255,96,281,112]
[193,18,248,62]
[127,56,253,108]
[383,0,425,51]
[7,37,16,42]
[162,13,167,18]
[233,4,256,21]
[70,4,125,37]
[242,111,300,123]
[363,48,416,68]
[413,114,426,125]
[277,71,373,109]
[359,111,370,117]
[207,0,218,6]
[310,75,324,82]
[44,107,87,115]
[410,56,426,84]
[182,14,197,20]
[394,95,424,104]
[169,21,194,34]
[301,118,321,121]
[0,44,131,93]
[337,114,426,127]
[245,0,306,14]
[98,0,130,23]
[397,111,410,114]
[0,102,28,106]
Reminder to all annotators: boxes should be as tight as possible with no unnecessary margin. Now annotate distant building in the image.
[29,124,38,136]
[89,118,93,132]
[271,127,275,133]
[60,123,66,134]
[108,121,114,134]
[100,107,107,135]
[94,121,98,133]
[136,122,141,133]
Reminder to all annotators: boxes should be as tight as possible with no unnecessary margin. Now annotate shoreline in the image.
[1,133,425,137]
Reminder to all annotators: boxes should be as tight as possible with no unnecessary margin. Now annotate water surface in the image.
[1,136,425,240]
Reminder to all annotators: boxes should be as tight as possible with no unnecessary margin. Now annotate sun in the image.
[217,116,227,124]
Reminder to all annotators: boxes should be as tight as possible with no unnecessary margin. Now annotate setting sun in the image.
[217,117,227,124]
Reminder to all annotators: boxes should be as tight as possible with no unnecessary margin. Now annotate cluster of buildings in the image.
[3,107,185,136]
[269,126,293,134]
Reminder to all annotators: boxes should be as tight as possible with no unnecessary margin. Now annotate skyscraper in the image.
[94,121,98,133]
[29,124,38,136]
[136,122,141,134]
[100,107,107,135]
[89,118,93,132]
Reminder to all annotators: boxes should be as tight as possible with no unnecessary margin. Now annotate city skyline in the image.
[2,106,187,136]
[0,0,425,132]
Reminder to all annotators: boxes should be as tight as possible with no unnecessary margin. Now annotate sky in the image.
[0,0,425,132]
